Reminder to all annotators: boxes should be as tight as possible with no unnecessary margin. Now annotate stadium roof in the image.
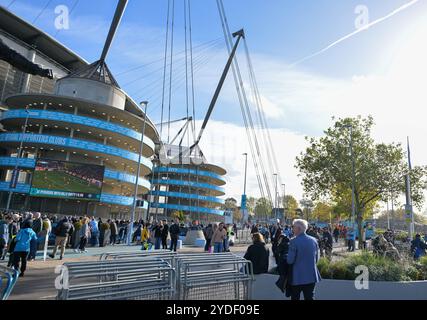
[0,6,88,71]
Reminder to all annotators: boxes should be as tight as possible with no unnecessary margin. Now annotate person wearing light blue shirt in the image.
[346,228,356,252]
[287,219,321,300]
[13,220,37,277]
[89,217,99,247]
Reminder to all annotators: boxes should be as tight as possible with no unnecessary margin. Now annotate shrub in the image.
[317,257,331,279]
[329,260,354,280]
[318,252,424,282]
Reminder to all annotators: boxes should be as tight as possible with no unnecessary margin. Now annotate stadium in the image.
[0,6,227,221]
[0,7,159,219]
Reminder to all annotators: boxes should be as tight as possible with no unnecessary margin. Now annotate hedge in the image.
[317,252,427,282]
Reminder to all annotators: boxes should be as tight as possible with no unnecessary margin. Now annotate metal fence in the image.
[57,258,175,300]
[56,251,254,301]
[174,253,254,300]
[100,250,176,262]
[0,266,19,300]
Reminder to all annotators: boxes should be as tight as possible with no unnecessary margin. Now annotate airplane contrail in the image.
[289,0,420,67]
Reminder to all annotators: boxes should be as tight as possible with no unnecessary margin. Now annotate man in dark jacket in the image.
[321,228,333,260]
[333,226,340,243]
[161,220,169,250]
[244,233,270,274]
[109,220,118,245]
[169,220,180,252]
[49,217,72,260]
[28,212,42,261]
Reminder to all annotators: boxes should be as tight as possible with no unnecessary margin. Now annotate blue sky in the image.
[2,0,427,209]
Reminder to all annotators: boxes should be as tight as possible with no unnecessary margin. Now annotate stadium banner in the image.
[30,159,105,201]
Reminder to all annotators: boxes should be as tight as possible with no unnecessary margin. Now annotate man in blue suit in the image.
[287,219,321,300]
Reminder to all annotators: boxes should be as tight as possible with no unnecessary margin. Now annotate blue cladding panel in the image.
[154,166,225,182]
[1,110,154,150]
[0,182,144,207]
[0,133,152,169]
[0,157,36,168]
[151,179,225,193]
[150,202,224,216]
[150,190,224,205]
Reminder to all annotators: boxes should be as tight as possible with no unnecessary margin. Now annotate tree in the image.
[246,197,256,217]
[331,184,379,221]
[296,116,427,247]
[233,208,242,222]
[299,198,314,221]
[222,197,238,211]
[283,195,299,219]
[255,197,273,220]
[312,201,333,222]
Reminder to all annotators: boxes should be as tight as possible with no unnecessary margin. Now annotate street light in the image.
[6,106,30,211]
[243,153,248,195]
[282,183,286,221]
[127,101,149,245]
[241,153,248,224]
[273,173,278,219]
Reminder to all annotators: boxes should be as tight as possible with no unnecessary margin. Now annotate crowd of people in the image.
[242,219,322,300]
[0,210,189,276]
[3,208,427,300]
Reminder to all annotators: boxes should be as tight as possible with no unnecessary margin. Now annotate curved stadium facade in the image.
[150,162,227,221]
[0,91,157,218]
[0,7,158,219]
[0,7,227,221]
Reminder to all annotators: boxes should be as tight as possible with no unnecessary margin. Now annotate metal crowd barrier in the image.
[57,258,175,300]
[100,250,176,262]
[57,251,254,301]
[0,266,19,300]
[174,253,254,300]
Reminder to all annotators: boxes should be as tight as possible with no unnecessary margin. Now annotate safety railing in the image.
[57,251,254,301]
[174,253,254,300]
[56,258,175,300]
[100,249,175,261]
[0,266,19,300]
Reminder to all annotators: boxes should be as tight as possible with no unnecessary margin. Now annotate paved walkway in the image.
[3,243,251,300]
[2,239,354,300]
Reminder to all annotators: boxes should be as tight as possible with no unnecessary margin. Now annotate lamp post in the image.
[273,173,278,220]
[241,153,248,224]
[344,124,356,226]
[6,106,30,211]
[127,101,148,245]
[243,153,248,195]
[282,183,286,222]
[405,137,414,240]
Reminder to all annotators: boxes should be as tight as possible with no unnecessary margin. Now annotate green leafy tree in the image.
[221,197,238,211]
[299,198,314,221]
[246,197,256,217]
[312,201,333,222]
[283,195,299,219]
[233,208,242,222]
[296,116,427,247]
[255,197,273,220]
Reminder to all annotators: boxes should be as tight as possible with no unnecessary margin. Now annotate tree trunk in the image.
[356,210,364,250]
